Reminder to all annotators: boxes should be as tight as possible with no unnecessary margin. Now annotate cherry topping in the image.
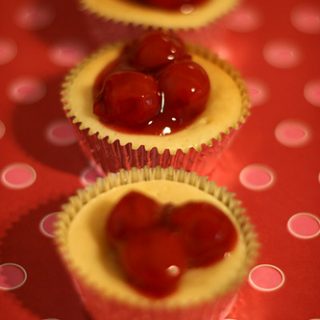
[94,71,162,127]
[168,202,237,267]
[128,31,189,71]
[106,191,161,244]
[105,192,238,298]
[119,227,187,297]
[141,0,206,10]
[93,31,212,135]
[158,60,210,122]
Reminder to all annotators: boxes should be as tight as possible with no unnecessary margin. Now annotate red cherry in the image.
[94,71,162,127]
[119,227,187,297]
[143,0,205,10]
[168,202,237,267]
[106,192,162,244]
[159,60,210,122]
[128,31,189,71]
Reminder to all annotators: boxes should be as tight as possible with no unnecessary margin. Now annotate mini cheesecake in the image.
[55,167,258,320]
[80,0,238,29]
[62,35,249,174]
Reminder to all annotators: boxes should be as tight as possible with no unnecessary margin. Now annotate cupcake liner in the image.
[71,121,239,176]
[62,42,250,177]
[55,167,259,320]
[79,0,239,30]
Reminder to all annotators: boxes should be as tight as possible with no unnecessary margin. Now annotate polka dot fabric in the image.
[0,0,319,319]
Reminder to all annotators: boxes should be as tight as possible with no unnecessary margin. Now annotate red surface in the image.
[1,0,320,319]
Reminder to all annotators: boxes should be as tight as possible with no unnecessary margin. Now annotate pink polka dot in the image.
[46,120,77,146]
[80,167,103,186]
[0,39,17,65]
[1,163,36,189]
[0,263,27,290]
[263,41,301,68]
[49,42,87,67]
[287,213,320,239]
[239,164,275,191]
[304,79,320,107]
[291,4,320,34]
[249,264,285,292]
[224,6,262,32]
[0,120,5,139]
[275,120,311,147]
[8,77,46,104]
[15,4,55,30]
[40,212,59,238]
[245,78,269,106]
[209,44,233,62]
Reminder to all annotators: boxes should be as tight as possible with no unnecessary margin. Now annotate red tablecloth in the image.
[1,0,320,319]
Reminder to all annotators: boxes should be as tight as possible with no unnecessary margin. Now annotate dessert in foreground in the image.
[55,167,259,320]
[80,0,239,29]
[62,31,250,176]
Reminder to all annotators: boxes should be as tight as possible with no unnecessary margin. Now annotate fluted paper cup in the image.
[61,43,250,177]
[55,167,259,320]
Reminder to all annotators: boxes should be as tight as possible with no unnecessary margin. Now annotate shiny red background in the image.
[1,0,320,319]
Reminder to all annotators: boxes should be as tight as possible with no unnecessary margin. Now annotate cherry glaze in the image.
[107,191,162,245]
[135,0,207,11]
[93,31,211,136]
[158,60,210,122]
[94,71,162,127]
[119,228,187,297]
[167,202,238,267]
[105,191,237,298]
[128,31,189,71]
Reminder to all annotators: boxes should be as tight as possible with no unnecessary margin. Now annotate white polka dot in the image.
[275,120,311,147]
[219,294,237,319]
[0,263,27,290]
[245,78,269,106]
[291,4,320,34]
[224,6,262,32]
[239,164,275,191]
[287,213,320,239]
[0,38,17,65]
[8,77,46,104]
[1,163,37,189]
[80,166,103,186]
[40,212,59,238]
[0,121,5,139]
[14,4,55,30]
[46,120,77,146]
[249,264,285,292]
[263,41,301,68]
[304,79,320,107]
[49,42,87,67]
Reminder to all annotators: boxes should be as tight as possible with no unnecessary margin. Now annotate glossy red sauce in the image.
[105,191,237,298]
[133,0,208,11]
[93,31,211,136]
